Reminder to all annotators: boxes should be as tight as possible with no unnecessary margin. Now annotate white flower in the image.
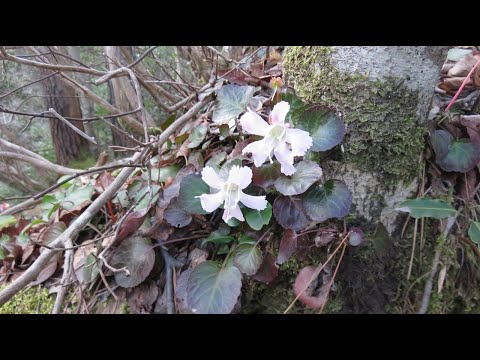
[239,101,313,176]
[196,165,268,223]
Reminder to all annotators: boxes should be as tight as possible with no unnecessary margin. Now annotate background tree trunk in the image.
[43,75,90,166]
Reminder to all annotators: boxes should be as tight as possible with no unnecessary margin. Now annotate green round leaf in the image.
[177,174,210,214]
[274,160,323,196]
[273,195,311,232]
[213,84,255,124]
[233,243,263,275]
[187,261,242,314]
[303,180,352,222]
[244,202,272,231]
[468,221,480,246]
[297,106,345,152]
[396,198,457,219]
[436,139,480,173]
[111,236,155,288]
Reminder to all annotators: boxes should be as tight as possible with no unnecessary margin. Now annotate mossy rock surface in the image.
[0,285,55,314]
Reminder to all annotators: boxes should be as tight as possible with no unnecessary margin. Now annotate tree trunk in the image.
[283,46,448,234]
[43,75,90,166]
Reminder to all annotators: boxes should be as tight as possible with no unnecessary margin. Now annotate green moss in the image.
[0,285,55,314]
[283,46,426,182]
[68,155,96,169]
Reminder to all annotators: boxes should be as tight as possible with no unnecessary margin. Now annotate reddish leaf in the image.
[229,138,255,159]
[32,252,60,285]
[95,172,115,193]
[314,232,337,247]
[252,162,281,189]
[277,229,297,265]
[459,115,480,145]
[293,265,332,309]
[253,252,279,285]
[115,207,149,246]
[38,222,66,245]
[460,169,478,202]
[127,280,159,314]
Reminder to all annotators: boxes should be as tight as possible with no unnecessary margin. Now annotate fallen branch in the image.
[160,247,183,314]
[52,237,73,314]
[0,151,80,175]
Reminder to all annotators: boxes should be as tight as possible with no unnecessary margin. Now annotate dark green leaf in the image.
[303,180,352,222]
[431,129,453,160]
[158,165,180,182]
[205,151,227,171]
[274,160,323,195]
[213,84,255,124]
[219,124,231,138]
[188,124,208,148]
[111,236,155,288]
[202,231,235,246]
[273,195,311,232]
[187,261,242,314]
[238,234,255,244]
[437,139,480,173]
[396,198,456,219]
[468,221,480,246]
[177,174,210,214]
[160,113,176,131]
[187,151,204,171]
[297,106,345,152]
[62,184,94,210]
[244,202,272,231]
[233,243,262,275]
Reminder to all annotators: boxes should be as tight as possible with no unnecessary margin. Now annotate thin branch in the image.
[127,46,158,69]
[0,71,59,100]
[161,247,184,314]
[48,108,97,144]
[0,46,106,76]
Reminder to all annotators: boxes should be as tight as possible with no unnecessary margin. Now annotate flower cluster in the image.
[198,101,313,222]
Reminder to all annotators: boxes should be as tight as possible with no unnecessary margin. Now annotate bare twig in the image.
[160,247,184,314]
[98,254,130,276]
[0,71,59,100]
[48,108,97,144]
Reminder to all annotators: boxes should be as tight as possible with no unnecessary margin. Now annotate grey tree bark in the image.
[283,46,449,234]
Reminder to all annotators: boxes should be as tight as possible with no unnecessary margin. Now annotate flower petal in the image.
[285,128,313,156]
[197,191,224,213]
[239,109,270,136]
[222,204,245,222]
[270,101,290,125]
[242,139,271,167]
[239,191,268,211]
[201,166,224,189]
[228,166,252,189]
[274,141,296,176]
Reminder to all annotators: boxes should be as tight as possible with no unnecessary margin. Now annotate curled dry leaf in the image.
[293,265,332,309]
